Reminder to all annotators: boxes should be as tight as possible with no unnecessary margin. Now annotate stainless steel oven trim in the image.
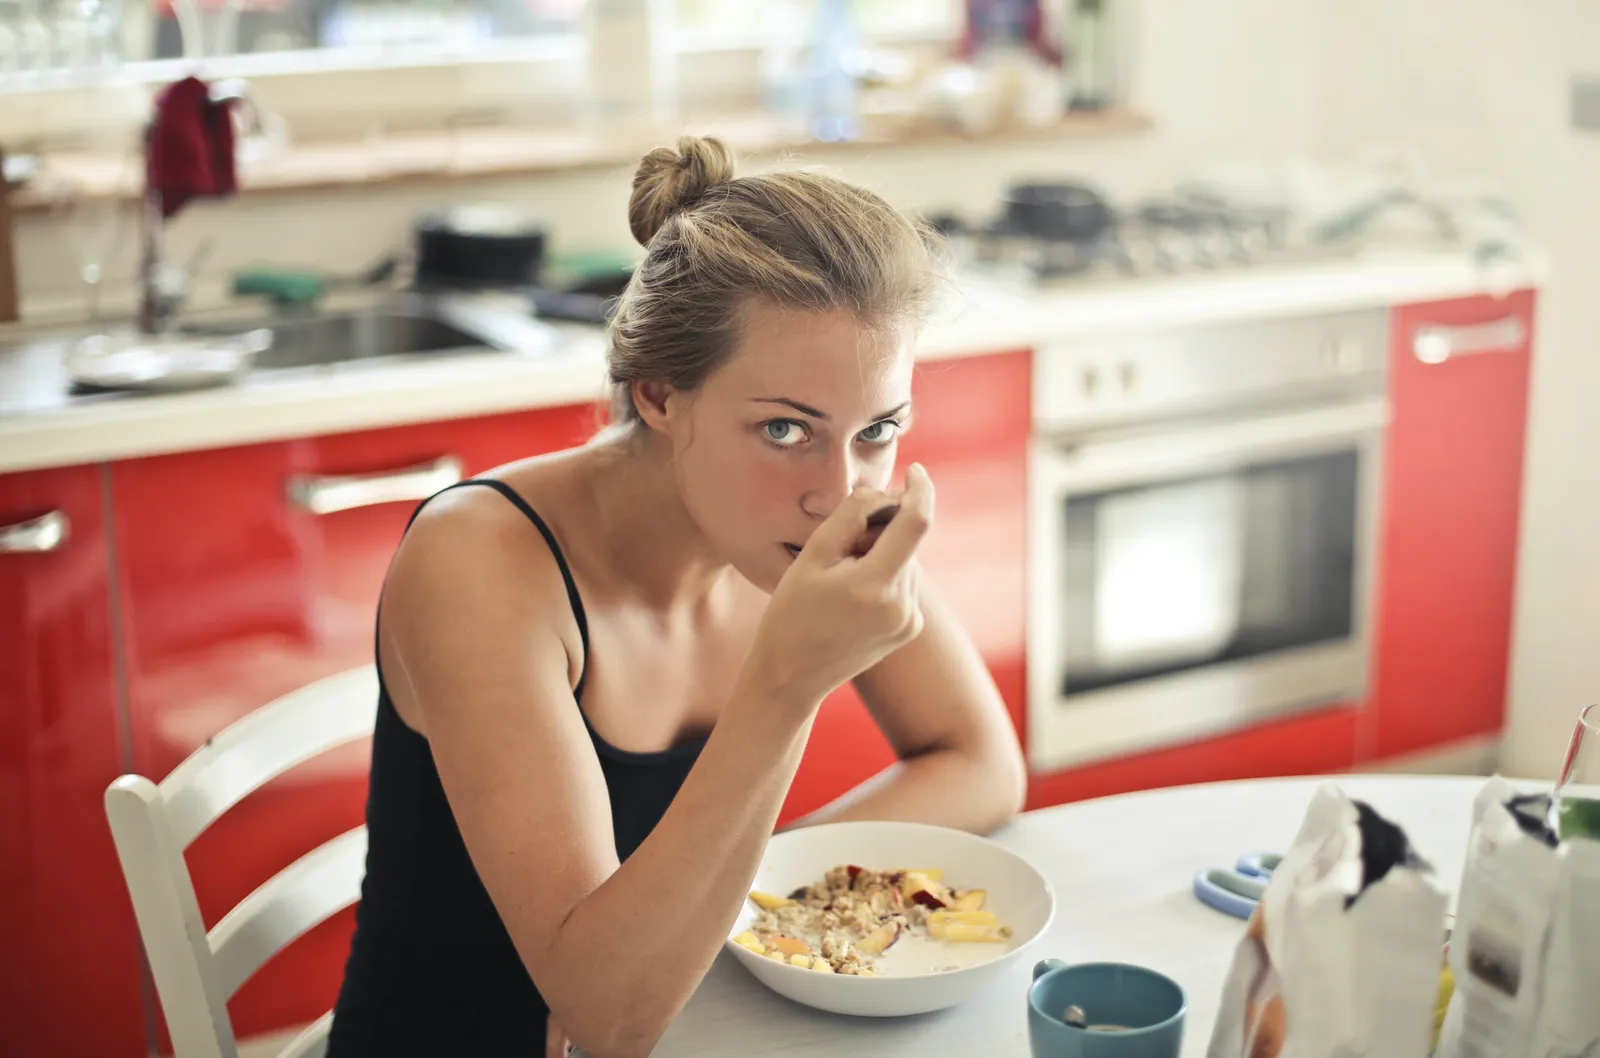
[1026,396,1390,772]
[1028,641,1365,770]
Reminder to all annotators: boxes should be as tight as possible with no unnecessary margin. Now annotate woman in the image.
[327,136,1027,1058]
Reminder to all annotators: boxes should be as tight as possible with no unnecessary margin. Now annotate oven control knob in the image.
[1118,361,1141,394]
[1322,336,1364,372]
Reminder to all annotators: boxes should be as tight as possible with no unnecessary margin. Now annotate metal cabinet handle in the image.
[0,510,70,553]
[1413,316,1527,364]
[287,455,464,515]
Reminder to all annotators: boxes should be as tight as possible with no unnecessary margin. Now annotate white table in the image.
[655,774,1495,1058]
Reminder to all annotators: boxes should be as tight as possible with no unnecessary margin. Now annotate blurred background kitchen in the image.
[1,1,1596,1055]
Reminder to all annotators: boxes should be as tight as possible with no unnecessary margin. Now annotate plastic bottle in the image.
[807,0,860,142]
[761,0,810,136]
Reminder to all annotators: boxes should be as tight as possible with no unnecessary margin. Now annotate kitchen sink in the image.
[182,293,563,372]
[186,305,488,371]
[249,309,489,369]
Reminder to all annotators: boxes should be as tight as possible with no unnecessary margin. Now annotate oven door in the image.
[1026,395,1389,772]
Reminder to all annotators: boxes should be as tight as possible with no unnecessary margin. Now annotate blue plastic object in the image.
[1192,867,1268,920]
[1234,851,1283,878]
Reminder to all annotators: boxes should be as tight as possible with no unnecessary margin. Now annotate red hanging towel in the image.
[146,75,238,219]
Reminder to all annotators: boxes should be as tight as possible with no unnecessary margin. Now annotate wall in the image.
[12,0,1324,320]
[1312,0,1600,778]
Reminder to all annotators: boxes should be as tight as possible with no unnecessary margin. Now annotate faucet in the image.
[137,78,258,334]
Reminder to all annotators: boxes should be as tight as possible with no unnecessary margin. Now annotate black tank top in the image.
[327,479,705,1056]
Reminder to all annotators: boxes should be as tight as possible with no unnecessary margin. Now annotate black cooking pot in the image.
[414,205,547,287]
[1000,182,1114,243]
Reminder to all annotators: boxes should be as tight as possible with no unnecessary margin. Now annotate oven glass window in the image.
[1059,450,1359,696]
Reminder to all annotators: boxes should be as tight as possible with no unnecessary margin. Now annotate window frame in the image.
[0,2,962,149]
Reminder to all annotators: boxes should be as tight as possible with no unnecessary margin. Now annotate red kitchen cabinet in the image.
[1026,704,1359,809]
[109,403,595,1046]
[1364,290,1536,760]
[0,465,148,1058]
[782,350,1033,822]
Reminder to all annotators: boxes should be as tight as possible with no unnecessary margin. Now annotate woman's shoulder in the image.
[386,447,596,610]
[409,447,590,539]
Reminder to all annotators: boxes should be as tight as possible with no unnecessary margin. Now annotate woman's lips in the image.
[783,542,802,558]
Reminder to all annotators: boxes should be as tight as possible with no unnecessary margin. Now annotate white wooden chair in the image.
[105,665,380,1058]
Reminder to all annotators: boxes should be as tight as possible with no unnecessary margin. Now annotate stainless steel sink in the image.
[243,309,489,370]
[182,293,563,372]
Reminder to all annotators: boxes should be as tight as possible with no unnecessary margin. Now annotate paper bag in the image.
[1208,782,1450,1058]
[1434,776,1600,1058]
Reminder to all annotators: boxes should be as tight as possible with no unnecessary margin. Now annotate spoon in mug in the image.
[1063,1005,1088,1028]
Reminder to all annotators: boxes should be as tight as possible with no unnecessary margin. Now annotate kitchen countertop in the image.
[651,774,1495,1058]
[0,248,1541,475]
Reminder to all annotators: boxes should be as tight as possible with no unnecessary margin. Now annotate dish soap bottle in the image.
[808,0,861,142]
[1067,0,1109,111]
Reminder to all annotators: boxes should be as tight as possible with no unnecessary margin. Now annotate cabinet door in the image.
[782,351,1032,822]
[0,465,148,1058]
[1364,290,1536,760]
[1026,704,1359,808]
[111,403,595,1044]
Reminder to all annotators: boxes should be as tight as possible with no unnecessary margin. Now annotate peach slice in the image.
[856,921,901,955]
[732,931,766,954]
[926,910,997,939]
[748,890,796,911]
[950,889,987,912]
[769,935,812,958]
[900,871,952,909]
[940,923,1014,943]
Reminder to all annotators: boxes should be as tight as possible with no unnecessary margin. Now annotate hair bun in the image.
[627,136,737,247]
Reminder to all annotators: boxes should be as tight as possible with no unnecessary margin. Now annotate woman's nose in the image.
[799,447,860,521]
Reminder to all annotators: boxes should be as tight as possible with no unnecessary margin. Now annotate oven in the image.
[1026,309,1392,771]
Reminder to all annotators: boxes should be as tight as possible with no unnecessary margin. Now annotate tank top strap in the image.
[413,479,590,701]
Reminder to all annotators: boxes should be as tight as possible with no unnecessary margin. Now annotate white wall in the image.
[1313,0,1600,778]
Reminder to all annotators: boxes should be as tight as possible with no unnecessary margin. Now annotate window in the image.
[672,0,956,44]
[0,0,952,79]
[0,0,960,148]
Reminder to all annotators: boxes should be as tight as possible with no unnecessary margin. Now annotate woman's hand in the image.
[743,463,935,711]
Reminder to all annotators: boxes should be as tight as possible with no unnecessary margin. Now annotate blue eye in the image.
[764,420,806,447]
[858,420,901,445]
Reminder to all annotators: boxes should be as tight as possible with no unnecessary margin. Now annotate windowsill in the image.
[11,107,1152,214]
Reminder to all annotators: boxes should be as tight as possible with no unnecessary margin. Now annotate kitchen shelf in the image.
[11,108,1152,214]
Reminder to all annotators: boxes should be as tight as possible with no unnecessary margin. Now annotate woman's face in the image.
[649,302,914,592]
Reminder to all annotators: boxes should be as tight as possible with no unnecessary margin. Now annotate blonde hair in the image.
[606,136,944,424]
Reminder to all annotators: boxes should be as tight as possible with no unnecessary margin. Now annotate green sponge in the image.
[232,267,327,307]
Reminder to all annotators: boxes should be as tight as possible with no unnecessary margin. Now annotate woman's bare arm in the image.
[786,581,1027,835]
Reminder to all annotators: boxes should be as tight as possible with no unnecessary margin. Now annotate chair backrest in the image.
[106,665,379,1058]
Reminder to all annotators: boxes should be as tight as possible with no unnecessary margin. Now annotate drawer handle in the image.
[1413,316,1527,364]
[287,455,464,515]
[0,510,70,553]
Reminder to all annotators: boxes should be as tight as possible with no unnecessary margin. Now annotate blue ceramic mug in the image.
[1027,959,1186,1058]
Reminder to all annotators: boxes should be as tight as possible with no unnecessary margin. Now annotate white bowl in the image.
[724,820,1055,1017]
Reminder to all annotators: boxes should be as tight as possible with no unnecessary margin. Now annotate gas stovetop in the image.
[931,183,1364,286]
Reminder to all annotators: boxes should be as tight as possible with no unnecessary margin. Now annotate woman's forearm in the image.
[785,742,1026,835]
[539,684,815,1058]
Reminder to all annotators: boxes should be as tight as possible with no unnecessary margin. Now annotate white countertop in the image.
[0,248,1541,475]
[652,774,1494,1058]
